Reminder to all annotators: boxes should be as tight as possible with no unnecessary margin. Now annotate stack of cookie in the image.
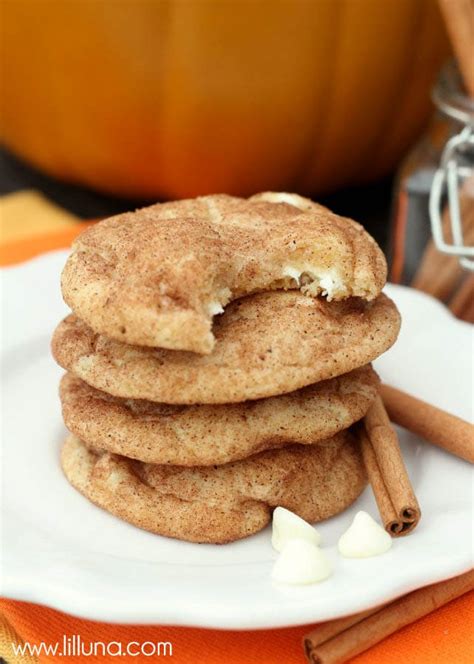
[52,193,400,543]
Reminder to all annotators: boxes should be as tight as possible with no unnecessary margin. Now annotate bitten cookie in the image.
[61,192,387,353]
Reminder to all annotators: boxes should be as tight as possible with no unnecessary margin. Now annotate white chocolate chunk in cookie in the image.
[206,301,225,316]
[282,265,346,300]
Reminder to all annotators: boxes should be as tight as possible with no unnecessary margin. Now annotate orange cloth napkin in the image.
[1,191,473,664]
[1,592,473,664]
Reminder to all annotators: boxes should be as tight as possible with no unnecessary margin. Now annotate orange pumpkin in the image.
[0,1,449,199]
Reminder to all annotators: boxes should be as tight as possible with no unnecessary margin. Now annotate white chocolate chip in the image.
[317,272,345,300]
[272,506,321,552]
[207,301,225,316]
[338,511,392,558]
[259,192,308,209]
[281,265,346,300]
[272,539,332,585]
[282,266,302,283]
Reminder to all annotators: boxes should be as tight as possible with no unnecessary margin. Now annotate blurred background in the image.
[1,0,472,317]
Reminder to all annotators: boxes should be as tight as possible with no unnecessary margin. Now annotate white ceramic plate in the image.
[1,250,473,629]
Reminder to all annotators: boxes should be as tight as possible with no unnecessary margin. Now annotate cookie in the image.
[61,193,387,353]
[59,365,379,465]
[52,291,400,404]
[61,431,367,543]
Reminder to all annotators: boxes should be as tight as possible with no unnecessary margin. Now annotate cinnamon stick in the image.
[303,569,474,664]
[448,273,474,323]
[380,384,474,464]
[438,0,474,97]
[361,397,421,535]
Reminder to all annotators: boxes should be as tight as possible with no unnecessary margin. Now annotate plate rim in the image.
[1,250,473,628]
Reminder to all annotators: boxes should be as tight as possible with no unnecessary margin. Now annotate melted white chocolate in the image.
[282,265,346,300]
[206,301,225,316]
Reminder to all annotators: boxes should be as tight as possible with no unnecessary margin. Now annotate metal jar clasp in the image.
[429,125,474,271]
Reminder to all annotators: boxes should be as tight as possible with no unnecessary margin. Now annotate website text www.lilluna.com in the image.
[11,634,173,657]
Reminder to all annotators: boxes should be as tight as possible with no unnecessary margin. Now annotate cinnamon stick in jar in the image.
[448,273,474,323]
[360,396,421,536]
[438,0,474,97]
[380,384,474,464]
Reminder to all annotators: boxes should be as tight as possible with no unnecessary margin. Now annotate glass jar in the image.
[390,60,474,285]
